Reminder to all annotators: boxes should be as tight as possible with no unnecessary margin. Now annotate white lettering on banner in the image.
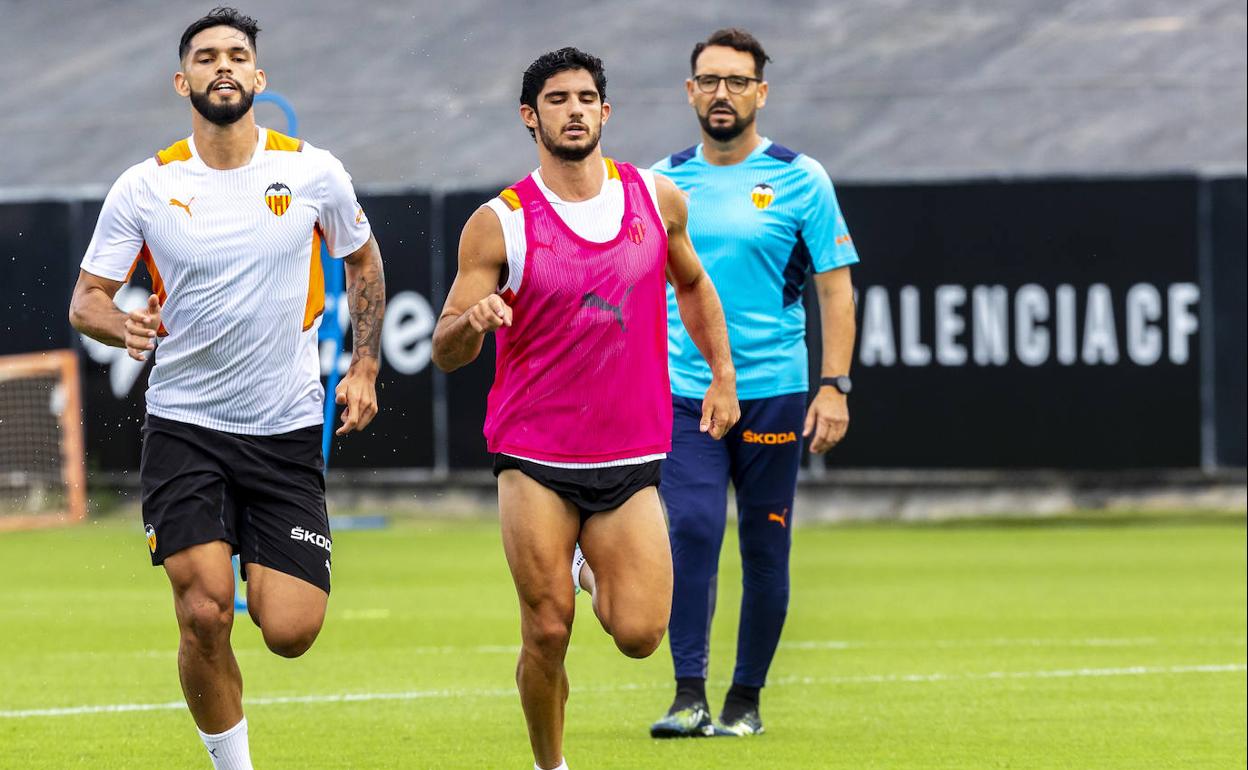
[1055,284,1078,365]
[1168,283,1200,365]
[934,285,967,366]
[318,290,436,377]
[857,282,1201,368]
[381,291,436,376]
[972,286,1009,366]
[1126,283,1163,365]
[859,286,896,366]
[1014,284,1050,367]
[1082,284,1119,365]
[899,286,931,366]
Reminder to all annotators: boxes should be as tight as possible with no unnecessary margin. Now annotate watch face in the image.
[835,376,853,394]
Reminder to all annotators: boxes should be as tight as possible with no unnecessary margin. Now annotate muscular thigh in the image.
[497,470,581,613]
[578,486,672,617]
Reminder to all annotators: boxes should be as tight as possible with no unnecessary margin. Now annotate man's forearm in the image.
[345,251,385,369]
[675,271,735,381]
[69,288,128,348]
[431,313,486,372]
[819,286,856,378]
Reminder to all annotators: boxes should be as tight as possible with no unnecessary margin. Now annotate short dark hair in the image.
[520,47,608,139]
[690,28,770,78]
[179,7,260,61]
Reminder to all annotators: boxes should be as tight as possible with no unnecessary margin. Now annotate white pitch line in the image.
[2,663,1242,720]
[39,635,1248,662]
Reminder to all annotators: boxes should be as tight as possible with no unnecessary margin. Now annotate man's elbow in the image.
[67,293,87,333]
[430,333,459,374]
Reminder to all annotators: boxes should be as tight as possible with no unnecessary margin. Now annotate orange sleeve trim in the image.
[125,243,170,336]
[604,157,620,181]
[155,139,192,166]
[302,226,326,331]
[265,130,304,153]
[498,188,522,211]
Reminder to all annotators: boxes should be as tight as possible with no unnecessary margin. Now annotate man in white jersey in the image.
[433,48,738,770]
[67,8,384,769]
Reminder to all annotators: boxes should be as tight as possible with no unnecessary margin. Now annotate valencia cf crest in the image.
[627,216,646,245]
[145,523,157,554]
[751,183,775,210]
[265,182,292,216]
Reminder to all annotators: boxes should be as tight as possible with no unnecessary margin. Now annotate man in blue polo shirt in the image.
[649,28,860,739]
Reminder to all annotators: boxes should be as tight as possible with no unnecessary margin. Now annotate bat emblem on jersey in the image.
[751,183,775,210]
[580,285,634,331]
[265,182,292,216]
[168,197,194,217]
[627,216,646,244]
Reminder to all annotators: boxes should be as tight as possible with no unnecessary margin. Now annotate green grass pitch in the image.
[1,513,1244,769]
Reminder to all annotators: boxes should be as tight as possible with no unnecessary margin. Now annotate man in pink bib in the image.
[433,48,739,770]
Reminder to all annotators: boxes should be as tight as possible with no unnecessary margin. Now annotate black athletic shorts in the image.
[140,414,332,593]
[492,453,662,520]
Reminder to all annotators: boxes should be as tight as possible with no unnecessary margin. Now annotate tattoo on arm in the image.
[347,247,386,364]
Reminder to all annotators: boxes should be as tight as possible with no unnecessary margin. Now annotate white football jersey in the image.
[81,127,371,435]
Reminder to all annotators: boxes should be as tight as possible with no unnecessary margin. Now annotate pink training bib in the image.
[483,160,672,463]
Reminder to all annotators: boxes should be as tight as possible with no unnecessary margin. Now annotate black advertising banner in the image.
[1210,178,1247,467]
[325,193,436,469]
[833,178,1203,468]
[442,191,496,470]
[5,175,1244,473]
[0,202,76,356]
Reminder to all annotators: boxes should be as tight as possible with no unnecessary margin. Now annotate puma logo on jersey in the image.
[580,285,634,331]
[168,197,194,217]
[768,509,788,527]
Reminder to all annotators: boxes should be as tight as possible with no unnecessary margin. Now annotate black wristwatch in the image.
[820,375,853,395]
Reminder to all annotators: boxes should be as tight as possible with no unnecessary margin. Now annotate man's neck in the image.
[191,112,260,170]
[701,128,762,167]
[536,149,606,202]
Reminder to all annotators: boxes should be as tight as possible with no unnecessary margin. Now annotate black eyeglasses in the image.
[693,74,762,94]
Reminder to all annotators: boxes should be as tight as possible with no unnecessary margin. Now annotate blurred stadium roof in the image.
[2,0,1244,193]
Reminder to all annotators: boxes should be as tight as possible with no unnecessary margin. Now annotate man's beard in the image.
[189,81,255,126]
[699,101,754,141]
[537,118,601,161]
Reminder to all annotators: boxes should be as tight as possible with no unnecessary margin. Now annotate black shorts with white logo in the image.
[492,453,662,520]
[140,414,332,593]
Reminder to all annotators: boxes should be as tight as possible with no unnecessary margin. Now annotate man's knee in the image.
[261,621,322,658]
[612,619,666,659]
[177,593,234,652]
[522,608,574,661]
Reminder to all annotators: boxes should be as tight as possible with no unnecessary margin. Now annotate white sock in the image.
[571,546,586,591]
[536,760,568,770]
[198,717,253,770]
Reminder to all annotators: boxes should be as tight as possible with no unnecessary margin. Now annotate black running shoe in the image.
[649,703,714,738]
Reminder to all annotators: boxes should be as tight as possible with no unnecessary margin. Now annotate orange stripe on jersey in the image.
[125,243,170,336]
[265,130,305,153]
[498,188,521,211]
[154,140,192,166]
[604,158,620,181]
[303,227,326,331]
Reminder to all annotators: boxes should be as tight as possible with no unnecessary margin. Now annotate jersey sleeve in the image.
[318,154,371,258]
[80,165,146,281]
[798,157,859,272]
